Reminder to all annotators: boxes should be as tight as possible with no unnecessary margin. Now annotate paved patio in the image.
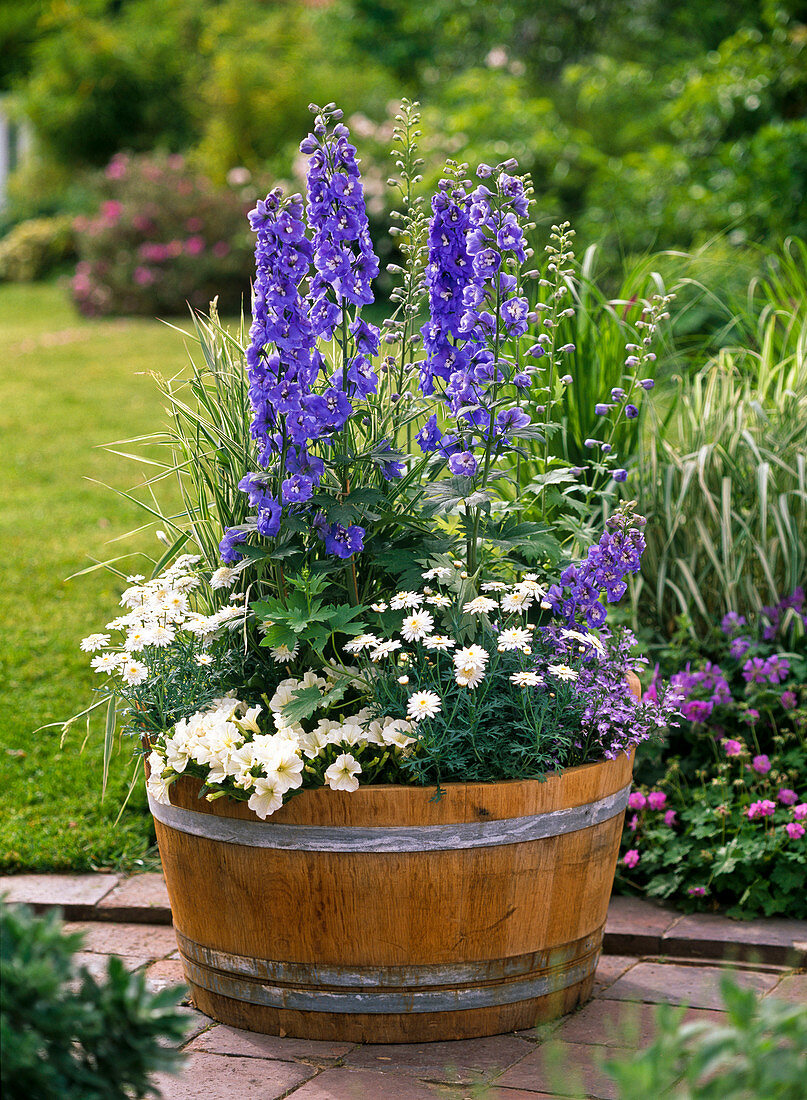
[3,873,806,1099]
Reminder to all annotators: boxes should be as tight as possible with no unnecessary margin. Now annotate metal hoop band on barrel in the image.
[148,782,631,852]
[176,932,603,1015]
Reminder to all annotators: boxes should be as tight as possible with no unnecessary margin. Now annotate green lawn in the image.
[0,282,197,871]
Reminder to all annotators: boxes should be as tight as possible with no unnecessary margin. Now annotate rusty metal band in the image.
[176,935,601,1015]
[176,930,602,990]
[148,782,630,852]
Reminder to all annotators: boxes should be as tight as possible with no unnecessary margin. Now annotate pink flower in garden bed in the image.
[751,754,771,774]
[647,791,666,810]
[785,822,805,839]
[747,799,776,820]
[722,738,743,756]
[623,849,640,869]
[793,804,807,821]
[664,809,677,826]
[627,791,646,810]
[778,788,798,805]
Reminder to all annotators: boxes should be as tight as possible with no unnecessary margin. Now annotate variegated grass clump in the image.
[632,274,807,638]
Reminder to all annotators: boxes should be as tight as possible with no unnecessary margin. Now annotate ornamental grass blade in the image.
[102,695,117,801]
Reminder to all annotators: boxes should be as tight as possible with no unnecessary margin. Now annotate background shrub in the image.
[71,153,255,317]
[0,215,76,282]
[0,902,189,1099]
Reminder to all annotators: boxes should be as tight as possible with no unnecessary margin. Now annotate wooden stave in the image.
[153,750,633,1040]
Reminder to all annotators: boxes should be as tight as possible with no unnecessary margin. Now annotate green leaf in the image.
[258,623,298,649]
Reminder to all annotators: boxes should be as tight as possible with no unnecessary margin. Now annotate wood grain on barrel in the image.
[154,742,635,1041]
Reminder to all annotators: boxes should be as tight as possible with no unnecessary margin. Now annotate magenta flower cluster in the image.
[670,661,731,722]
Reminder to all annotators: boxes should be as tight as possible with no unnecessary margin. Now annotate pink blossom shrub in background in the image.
[71,153,257,317]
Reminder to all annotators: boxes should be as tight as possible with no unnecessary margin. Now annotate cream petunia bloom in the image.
[324,753,362,792]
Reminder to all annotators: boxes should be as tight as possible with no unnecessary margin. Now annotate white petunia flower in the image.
[120,659,149,686]
[390,591,423,610]
[90,653,122,674]
[146,755,171,805]
[453,645,489,672]
[423,634,455,651]
[406,691,442,722]
[425,594,451,608]
[548,663,579,682]
[237,705,263,735]
[370,640,402,661]
[210,566,239,590]
[248,776,284,819]
[270,642,299,664]
[511,671,543,687]
[382,717,417,749]
[497,627,534,652]
[324,753,362,792]
[463,596,498,615]
[195,653,214,667]
[81,633,111,652]
[263,741,304,794]
[400,610,434,642]
[481,581,507,592]
[343,633,380,654]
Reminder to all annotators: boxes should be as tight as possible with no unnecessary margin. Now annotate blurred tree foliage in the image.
[3,0,806,254]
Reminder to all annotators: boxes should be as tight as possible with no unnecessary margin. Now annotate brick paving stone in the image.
[662,913,807,966]
[343,1034,533,1085]
[151,1052,315,1099]
[592,955,637,993]
[145,958,189,995]
[497,1041,632,1100]
[0,873,119,915]
[286,1067,454,1098]
[603,896,678,955]
[768,974,807,1004]
[188,1024,355,1064]
[97,873,172,923]
[63,920,178,959]
[73,951,152,982]
[484,1091,565,1099]
[175,1007,213,1045]
[600,961,779,1010]
[554,999,728,1047]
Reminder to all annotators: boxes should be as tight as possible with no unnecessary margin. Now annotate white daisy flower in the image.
[210,566,239,590]
[397,675,409,685]
[406,690,442,722]
[400,610,435,642]
[343,633,380,654]
[149,624,176,648]
[195,653,214,667]
[390,591,423,610]
[423,635,455,651]
[511,671,543,687]
[453,645,489,672]
[425,593,452,608]
[481,581,508,592]
[562,629,606,654]
[120,659,149,686]
[548,663,579,682]
[451,559,464,568]
[463,596,498,615]
[501,590,534,613]
[125,574,146,584]
[370,640,402,661]
[324,753,362,792]
[80,633,111,652]
[515,577,545,596]
[497,627,534,652]
[370,601,388,612]
[456,666,486,689]
[124,627,151,652]
[90,653,122,674]
[270,642,299,664]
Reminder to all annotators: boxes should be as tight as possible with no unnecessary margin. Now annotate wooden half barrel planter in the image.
[149,683,639,1043]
